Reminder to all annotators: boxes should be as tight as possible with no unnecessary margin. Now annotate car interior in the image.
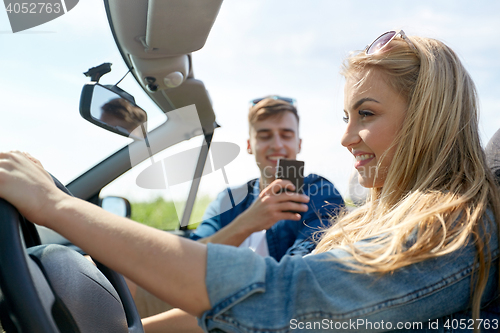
[1,1,500,333]
[0,0,225,332]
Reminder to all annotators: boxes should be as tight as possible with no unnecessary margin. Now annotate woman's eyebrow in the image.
[352,97,380,110]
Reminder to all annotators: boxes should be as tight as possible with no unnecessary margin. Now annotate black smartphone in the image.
[275,159,305,194]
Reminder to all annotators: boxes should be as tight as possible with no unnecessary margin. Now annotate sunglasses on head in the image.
[365,30,418,56]
[250,96,297,107]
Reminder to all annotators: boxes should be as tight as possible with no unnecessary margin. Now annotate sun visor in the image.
[107,0,222,58]
[145,0,223,56]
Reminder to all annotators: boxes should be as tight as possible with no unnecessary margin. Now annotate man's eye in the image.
[342,116,349,124]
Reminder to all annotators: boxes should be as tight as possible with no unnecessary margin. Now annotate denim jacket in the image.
[198,211,499,332]
[190,174,344,261]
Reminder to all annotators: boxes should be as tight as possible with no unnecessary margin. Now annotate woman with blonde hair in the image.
[0,30,498,332]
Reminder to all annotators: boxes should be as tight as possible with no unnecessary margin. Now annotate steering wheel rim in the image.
[0,199,59,332]
[0,178,144,333]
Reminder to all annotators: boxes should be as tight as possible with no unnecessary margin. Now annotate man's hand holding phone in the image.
[214,159,309,244]
[275,159,306,213]
[237,178,309,233]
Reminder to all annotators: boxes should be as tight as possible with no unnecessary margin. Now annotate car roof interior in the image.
[105,0,223,133]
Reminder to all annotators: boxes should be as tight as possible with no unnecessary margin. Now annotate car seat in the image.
[486,128,500,184]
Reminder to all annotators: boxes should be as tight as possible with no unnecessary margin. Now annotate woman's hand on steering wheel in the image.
[0,150,67,227]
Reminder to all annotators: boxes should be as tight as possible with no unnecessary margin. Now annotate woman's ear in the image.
[247,139,252,154]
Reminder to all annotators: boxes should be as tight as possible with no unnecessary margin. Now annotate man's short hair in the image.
[101,98,147,124]
[248,97,299,126]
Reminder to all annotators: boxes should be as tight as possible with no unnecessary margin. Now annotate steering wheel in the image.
[0,176,144,333]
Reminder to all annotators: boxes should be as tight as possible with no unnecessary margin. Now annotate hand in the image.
[234,179,310,233]
[0,151,66,225]
[22,151,44,168]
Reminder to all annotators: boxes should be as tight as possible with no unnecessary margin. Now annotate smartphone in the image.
[275,159,305,194]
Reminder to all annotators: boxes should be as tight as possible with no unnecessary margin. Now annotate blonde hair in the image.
[315,36,500,325]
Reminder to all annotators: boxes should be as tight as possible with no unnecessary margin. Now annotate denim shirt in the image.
[198,211,499,332]
[190,174,344,261]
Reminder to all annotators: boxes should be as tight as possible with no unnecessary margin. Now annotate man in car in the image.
[189,96,344,260]
[99,98,147,137]
[141,96,344,331]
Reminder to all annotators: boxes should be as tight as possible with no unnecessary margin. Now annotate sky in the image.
[1,0,500,203]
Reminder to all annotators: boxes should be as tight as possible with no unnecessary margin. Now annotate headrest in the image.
[486,128,500,184]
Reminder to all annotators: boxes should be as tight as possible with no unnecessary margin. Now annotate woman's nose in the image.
[341,122,361,148]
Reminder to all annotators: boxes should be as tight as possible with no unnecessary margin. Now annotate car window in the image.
[100,129,251,231]
[100,135,206,230]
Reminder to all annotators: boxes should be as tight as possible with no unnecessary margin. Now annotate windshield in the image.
[1,0,499,202]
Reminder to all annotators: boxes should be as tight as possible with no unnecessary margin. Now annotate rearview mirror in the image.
[80,83,147,140]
